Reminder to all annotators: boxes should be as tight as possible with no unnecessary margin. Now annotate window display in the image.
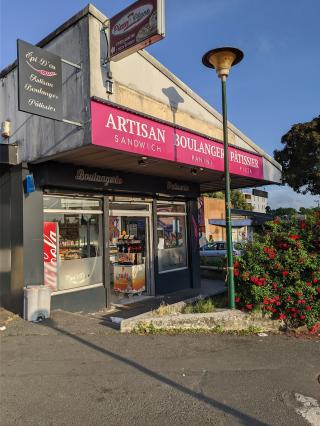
[44,196,103,292]
[157,202,187,273]
[109,217,146,296]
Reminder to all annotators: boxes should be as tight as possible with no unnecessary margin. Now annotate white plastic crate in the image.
[24,286,51,321]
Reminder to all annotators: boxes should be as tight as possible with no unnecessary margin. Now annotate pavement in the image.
[1,307,320,425]
[0,276,226,336]
[1,275,319,426]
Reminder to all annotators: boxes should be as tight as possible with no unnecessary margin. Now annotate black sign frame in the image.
[17,39,63,121]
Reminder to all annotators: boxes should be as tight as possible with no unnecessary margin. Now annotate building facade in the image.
[0,5,282,314]
[243,189,268,213]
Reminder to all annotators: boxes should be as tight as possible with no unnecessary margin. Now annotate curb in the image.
[120,297,280,334]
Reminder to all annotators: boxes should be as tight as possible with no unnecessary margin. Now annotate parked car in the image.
[200,241,244,269]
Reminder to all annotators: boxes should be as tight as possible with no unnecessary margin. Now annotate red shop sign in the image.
[91,100,264,180]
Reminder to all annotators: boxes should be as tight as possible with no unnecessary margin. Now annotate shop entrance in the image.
[108,200,153,305]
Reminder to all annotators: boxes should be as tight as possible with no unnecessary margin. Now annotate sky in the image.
[1,0,319,209]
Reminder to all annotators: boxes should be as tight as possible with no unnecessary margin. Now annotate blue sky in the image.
[1,0,319,209]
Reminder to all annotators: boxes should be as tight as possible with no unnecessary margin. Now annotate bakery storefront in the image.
[0,5,282,315]
[32,98,266,312]
[38,161,199,312]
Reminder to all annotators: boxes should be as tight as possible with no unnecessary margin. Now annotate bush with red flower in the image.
[234,211,320,329]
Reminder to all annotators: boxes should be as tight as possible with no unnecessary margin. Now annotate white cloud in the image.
[267,185,319,209]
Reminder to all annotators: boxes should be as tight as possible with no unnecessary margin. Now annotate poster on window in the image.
[43,221,58,291]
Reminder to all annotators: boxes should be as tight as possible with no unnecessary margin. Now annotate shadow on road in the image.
[45,320,267,426]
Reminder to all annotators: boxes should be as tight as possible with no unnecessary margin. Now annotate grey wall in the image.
[23,186,44,287]
[0,15,91,163]
[0,165,44,314]
[0,171,12,306]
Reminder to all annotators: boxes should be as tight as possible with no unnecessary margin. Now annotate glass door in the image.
[108,201,153,304]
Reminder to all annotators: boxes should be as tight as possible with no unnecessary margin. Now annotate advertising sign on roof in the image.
[17,39,63,121]
[109,0,165,62]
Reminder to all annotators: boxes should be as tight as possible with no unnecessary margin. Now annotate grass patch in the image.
[183,293,228,314]
[183,298,214,314]
[153,302,180,317]
[132,322,265,335]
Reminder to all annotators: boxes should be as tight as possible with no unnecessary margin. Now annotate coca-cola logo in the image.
[112,4,153,36]
[44,222,58,291]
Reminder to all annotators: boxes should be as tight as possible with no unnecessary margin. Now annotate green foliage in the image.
[266,206,320,218]
[183,298,215,314]
[203,190,253,210]
[274,116,320,195]
[267,207,298,217]
[183,294,228,314]
[234,211,320,329]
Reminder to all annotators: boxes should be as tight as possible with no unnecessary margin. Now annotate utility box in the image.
[24,286,51,321]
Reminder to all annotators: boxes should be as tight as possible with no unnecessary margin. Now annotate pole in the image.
[221,75,235,309]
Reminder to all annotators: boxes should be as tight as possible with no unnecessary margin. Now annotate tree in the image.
[299,206,319,215]
[274,116,320,195]
[203,190,253,210]
[268,207,298,217]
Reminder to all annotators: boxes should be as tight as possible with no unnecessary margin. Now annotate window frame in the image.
[156,201,188,274]
[43,195,104,294]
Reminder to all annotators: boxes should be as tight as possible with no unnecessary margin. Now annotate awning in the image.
[209,219,253,227]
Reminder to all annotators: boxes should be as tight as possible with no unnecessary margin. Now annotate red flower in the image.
[282,271,289,277]
[316,288,320,294]
[289,234,300,240]
[296,292,303,298]
[300,315,306,320]
[286,296,291,302]
[234,261,240,268]
[235,297,240,303]
[299,221,306,229]
[306,306,312,311]
[309,323,320,335]
[306,282,312,287]
[278,313,286,320]
[263,298,270,305]
[272,283,278,290]
[313,278,319,284]
[234,269,240,277]
[246,304,253,310]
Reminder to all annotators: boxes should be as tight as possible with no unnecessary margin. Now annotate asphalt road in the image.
[1,321,320,425]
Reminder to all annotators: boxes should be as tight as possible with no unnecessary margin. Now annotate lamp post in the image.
[202,47,244,309]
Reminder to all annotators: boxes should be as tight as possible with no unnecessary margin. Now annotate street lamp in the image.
[202,47,244,309]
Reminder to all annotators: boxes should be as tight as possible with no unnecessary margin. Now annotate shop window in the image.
[157,202,187,273]
[44,196,103,292]
[44,196,102,211]
[156,203,185,214]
